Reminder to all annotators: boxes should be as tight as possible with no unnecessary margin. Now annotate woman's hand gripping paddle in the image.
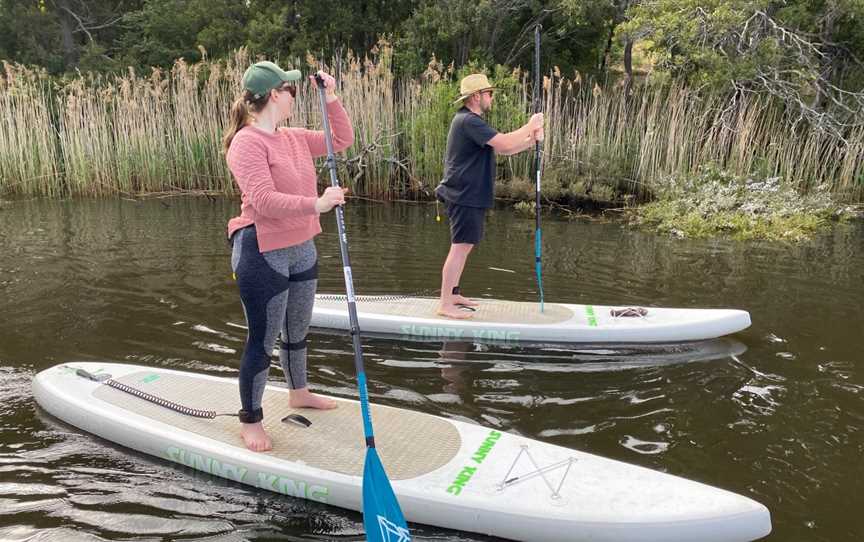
[314,73,411,542]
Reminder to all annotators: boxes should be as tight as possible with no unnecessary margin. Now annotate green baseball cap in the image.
[242,61,302,99]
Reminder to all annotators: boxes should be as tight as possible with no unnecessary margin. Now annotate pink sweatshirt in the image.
[226,99,354,252]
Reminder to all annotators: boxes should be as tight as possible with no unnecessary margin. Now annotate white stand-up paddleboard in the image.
[33,363,771,542]
[311,295,751,343]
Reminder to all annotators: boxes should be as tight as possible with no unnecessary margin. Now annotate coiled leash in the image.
[71,366,311,427]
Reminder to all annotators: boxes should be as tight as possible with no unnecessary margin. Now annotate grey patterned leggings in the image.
[230,226,318,424]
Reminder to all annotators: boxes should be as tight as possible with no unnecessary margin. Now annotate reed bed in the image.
[1,48,861,201]
[0,62,62,197]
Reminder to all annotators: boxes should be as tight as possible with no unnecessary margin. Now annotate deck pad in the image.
[94,371,460,479]
[314,295,574,324]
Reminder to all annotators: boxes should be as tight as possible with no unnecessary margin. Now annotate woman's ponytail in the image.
[222,97,251,154]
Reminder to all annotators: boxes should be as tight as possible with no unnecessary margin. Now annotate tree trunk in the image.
[623,37,633,96]
[54,0,79,70]
[811,5,839,111]
[599,23,614,72]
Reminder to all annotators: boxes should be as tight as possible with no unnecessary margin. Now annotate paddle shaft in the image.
[314,76,411,542]
[533,24,545,311]
[314,76,376,448]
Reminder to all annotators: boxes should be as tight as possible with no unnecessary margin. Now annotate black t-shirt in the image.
[435,107,498,208]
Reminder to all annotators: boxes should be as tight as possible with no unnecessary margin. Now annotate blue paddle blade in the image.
[362,448,410,542]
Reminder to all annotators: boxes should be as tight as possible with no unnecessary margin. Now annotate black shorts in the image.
[444,202,486,245]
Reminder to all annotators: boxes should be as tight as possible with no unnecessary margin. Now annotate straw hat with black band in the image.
[453,73,496,104]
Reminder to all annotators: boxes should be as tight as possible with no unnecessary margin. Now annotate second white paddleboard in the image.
[311,294,751,343]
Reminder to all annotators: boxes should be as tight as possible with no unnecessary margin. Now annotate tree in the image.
[0,1,65,72]
[619,0,864,134]
[394,0,610,78]
[0,0,142,73]
[244,0,415,66]
[116,0,249,70]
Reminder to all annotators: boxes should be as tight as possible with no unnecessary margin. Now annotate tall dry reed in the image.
[0,62,61,196]
[0,48,861,201]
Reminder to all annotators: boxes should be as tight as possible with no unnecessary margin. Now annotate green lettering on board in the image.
[446,430,502,496]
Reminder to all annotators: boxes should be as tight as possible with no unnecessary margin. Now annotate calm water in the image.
[0,197,861,541]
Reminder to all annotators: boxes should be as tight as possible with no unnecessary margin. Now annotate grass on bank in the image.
[627,165,857,241]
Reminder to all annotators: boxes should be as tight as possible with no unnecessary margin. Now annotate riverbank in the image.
[621,166,863,241]
[502,165,860,241]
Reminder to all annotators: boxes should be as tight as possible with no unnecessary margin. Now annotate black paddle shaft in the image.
[533,23,545,311]
[533,24,542,236]
[313,74,376,447]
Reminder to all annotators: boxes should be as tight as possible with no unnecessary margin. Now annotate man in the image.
[435,73,544,319]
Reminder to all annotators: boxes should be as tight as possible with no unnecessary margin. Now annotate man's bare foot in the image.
[437,303,474,319]
[241,422,272,452]
[289,388,338,409]
[454,294,479,307]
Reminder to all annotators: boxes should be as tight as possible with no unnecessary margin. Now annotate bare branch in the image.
[686,7,864,137]
[59,5,94,43]
[55,1,125,43]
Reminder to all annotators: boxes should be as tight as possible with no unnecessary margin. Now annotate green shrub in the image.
[631,165,849,240]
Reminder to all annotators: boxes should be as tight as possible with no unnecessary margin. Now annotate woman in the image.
[223,61,354,452]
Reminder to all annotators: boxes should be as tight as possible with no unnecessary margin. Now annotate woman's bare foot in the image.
[454,294,479,307]
[437,303,474,319]
[241,422,272,452]
[289,387,338,409]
